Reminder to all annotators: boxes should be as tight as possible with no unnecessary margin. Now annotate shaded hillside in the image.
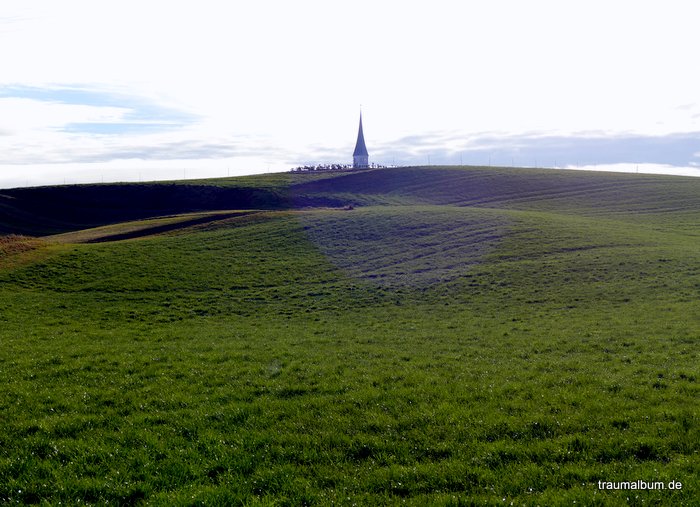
[0,183,342,236]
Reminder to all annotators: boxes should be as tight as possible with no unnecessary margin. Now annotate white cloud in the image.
[0,97,126,132]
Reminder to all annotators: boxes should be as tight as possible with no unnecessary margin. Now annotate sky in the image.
[1,0,699,188]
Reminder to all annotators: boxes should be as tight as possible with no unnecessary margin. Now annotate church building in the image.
[352,113,369,169]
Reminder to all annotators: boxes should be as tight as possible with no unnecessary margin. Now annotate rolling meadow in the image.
[1,166,699,505]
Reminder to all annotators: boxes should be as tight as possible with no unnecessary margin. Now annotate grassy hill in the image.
[4,165,700,235]
[1,166,699,505]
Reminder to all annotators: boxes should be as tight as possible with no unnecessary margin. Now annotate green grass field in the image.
[1,166,699,505]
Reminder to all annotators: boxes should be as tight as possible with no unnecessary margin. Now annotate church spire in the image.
[353,111,369,168]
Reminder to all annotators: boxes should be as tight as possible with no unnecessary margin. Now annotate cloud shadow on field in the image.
[296,208,510,289]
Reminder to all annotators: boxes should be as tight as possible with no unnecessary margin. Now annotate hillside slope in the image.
[1,167,699,504]
[3,166,700,236]
[292,166,700,216]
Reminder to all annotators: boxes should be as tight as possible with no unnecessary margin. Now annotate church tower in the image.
[352,112,369,169]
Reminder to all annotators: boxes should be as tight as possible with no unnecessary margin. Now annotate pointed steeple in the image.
[353,112,369,168]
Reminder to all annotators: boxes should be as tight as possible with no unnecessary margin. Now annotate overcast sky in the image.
[1,0,699,188]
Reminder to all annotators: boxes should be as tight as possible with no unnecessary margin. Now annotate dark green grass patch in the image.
[297,206,510,288]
